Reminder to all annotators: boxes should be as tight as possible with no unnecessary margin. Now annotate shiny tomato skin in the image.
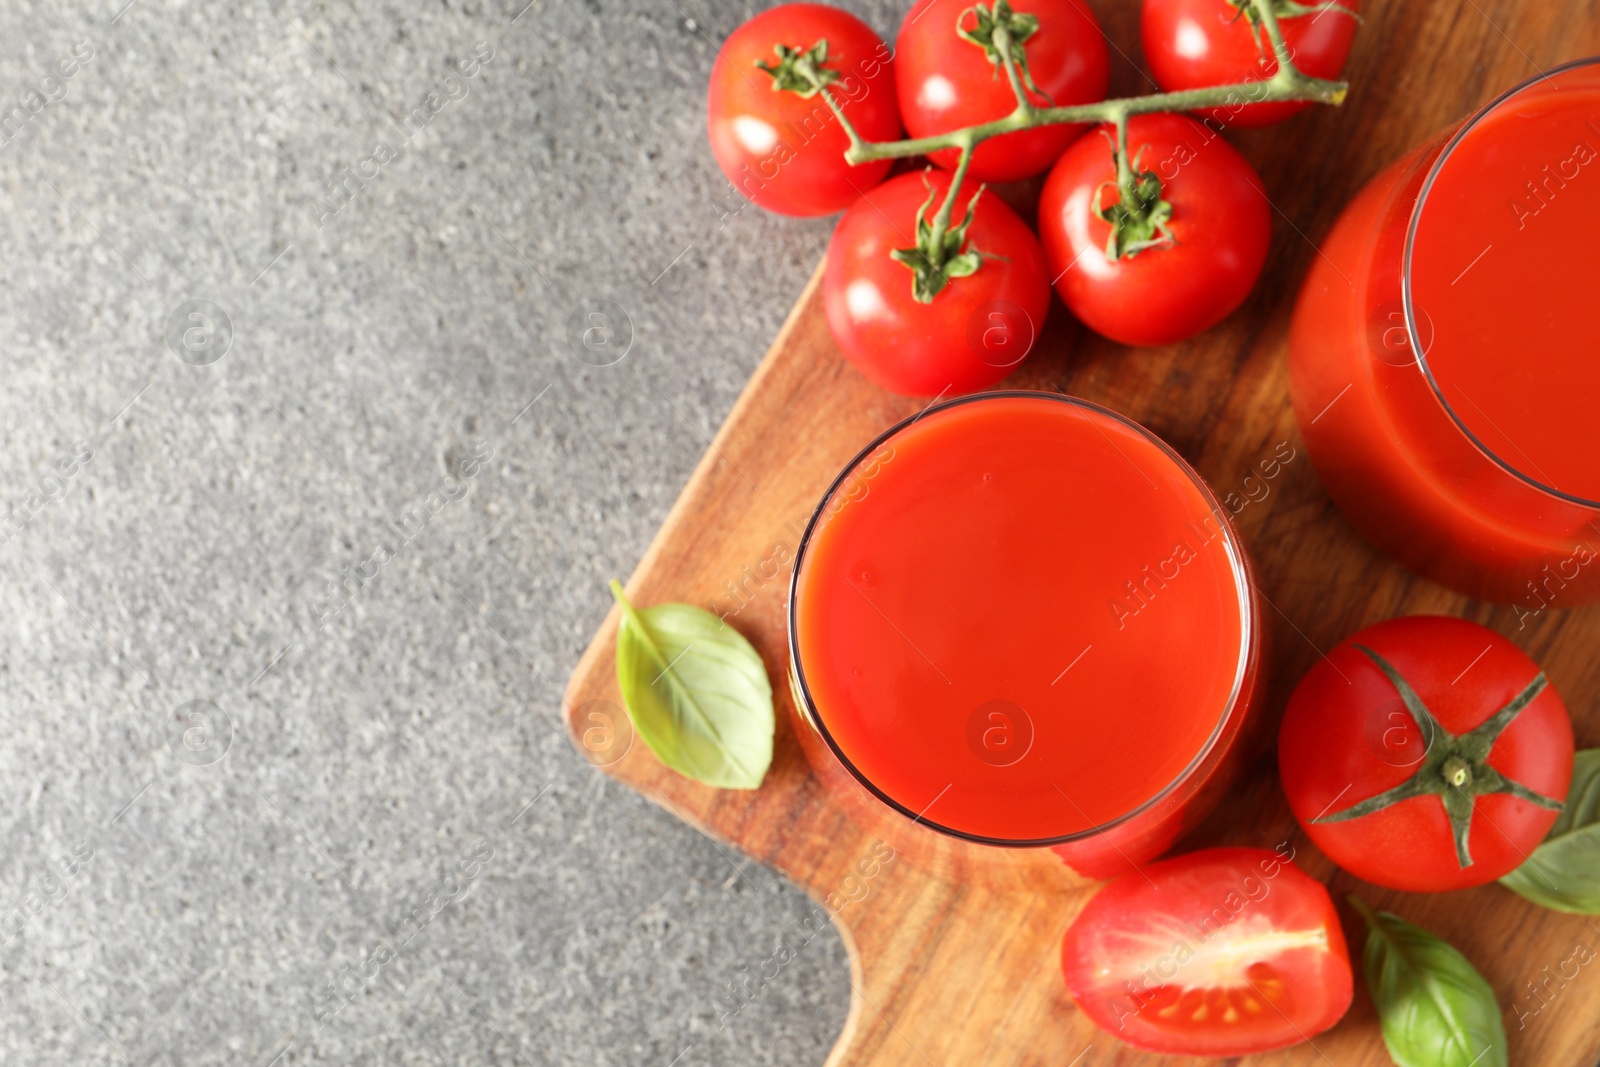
[1062,847,1353,1056]
[1037,113,1270,346]
[1279,616,1574,893]
[823,170,1050,397]
[707,4,901,217]
[896,0,1110,181]
[1142,0,1360,128]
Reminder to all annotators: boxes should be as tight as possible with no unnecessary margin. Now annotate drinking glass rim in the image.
[1403,54,1600,510]
[785,389,1257,849]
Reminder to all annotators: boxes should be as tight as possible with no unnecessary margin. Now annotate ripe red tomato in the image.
[1279,616,1574,893]
[1142,0,1361,128]
[1062,846,1353,1056]
[823,170,1050,397]
[1037,112,1270,346]
[707,4,902,217]
[896,0,1110,182]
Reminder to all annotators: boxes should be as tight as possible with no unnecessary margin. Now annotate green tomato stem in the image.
[927,140,976,258]
[799,0,1349,290]
[1113,109,1134,212]
[824,65,1346,167]
[991,22,1035,116]
[1252,0,1298,75]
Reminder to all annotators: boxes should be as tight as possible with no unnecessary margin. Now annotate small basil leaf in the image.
[609,580,773,789]
[1351,897,1507,1067]
[1500,748,1600,913]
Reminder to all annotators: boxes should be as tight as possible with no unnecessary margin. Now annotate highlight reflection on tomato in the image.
[707,4,902,216]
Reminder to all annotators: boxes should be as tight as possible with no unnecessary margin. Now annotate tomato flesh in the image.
[1061,846,1353,1056]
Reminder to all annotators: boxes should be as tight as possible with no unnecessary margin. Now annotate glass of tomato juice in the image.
[1290,58,1600,609]
[787,392,1265,889]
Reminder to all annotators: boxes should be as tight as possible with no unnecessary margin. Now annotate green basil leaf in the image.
[1500,748,1600,913]
[609,580,773,789]
[1351,897,1506,1067]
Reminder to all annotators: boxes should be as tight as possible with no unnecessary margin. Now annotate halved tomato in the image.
[1061,846,1353,1056]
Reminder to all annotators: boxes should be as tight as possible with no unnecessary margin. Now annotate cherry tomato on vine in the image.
[1279,616,1574,893]
[1062,847,1353,1056]
[895,0,1110,182]
[1142,0,1361,128]
[1037,112,1270,346]
[707,4,902,217]
[823,169,1050,397]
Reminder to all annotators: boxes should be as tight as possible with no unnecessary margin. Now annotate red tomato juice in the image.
[1291,59,1600,607]
[788,393,1262,877]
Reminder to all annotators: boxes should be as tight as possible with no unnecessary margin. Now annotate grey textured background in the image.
[0,0,910,1062]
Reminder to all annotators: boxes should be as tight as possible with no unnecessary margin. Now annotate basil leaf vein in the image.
[1501,748,1600,913]
[1351,897,1507,1067]
[609,580,774,789]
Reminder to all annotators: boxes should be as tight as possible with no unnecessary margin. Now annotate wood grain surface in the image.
[562,2,1600,1063]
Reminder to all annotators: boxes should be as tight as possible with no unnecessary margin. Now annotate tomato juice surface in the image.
[790,392,1252,844]
[1409,70,1600,504]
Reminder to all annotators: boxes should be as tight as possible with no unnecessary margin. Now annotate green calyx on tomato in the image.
[889,175,990,302]
[1314,644,1564,868]
[1093,143,1175,260]
[956,0,1049,102]
[755,39,839,98]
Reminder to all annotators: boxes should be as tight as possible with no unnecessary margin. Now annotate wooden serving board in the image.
[564,3,1600,1063]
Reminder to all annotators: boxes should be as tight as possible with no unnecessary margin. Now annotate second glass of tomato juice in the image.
[1291,58,1600,606]
[787,392,1265,887]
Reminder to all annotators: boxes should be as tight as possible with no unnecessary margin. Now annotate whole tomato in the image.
[1279,616,1574,893]
[895,0,1110,182]
[1062,846,1353,1056]
[707,4,902,217]
[823,169,1050,397]
[1037,112,1271,346]
[1142,0,1361,128]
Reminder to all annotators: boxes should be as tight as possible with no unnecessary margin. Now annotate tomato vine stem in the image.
[986,11,1038,115]
[770,0,1348,296]
[925,135,976,260]
[813,0,1344,167]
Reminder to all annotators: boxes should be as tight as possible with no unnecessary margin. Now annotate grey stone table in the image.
[0,0,904,1062]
